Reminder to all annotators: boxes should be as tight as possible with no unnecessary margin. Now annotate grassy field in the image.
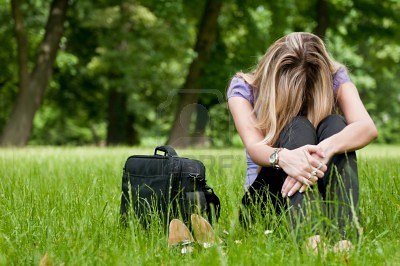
[0,145,399,265]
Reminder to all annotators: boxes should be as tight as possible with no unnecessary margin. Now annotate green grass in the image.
[0,145,399,265]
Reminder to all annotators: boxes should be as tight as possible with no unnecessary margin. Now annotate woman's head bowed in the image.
[238,32,340,145]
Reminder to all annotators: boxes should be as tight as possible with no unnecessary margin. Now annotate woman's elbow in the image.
[368,120,378,141]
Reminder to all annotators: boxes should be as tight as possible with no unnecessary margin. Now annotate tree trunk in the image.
[315,0,329,38]
[0,0,69,146]
[106,89,138,145]
[106,89,127,145]
[191,103,210,147]
[167,0,222,147]
[106,1,138,146]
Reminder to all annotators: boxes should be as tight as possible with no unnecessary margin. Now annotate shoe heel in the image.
[168,219,195,246]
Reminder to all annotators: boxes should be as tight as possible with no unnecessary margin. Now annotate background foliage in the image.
[0,0,399,146]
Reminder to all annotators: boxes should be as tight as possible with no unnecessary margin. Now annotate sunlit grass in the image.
[0,145,399,265]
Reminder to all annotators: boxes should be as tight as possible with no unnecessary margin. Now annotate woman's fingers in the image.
[302,175,315,186]
[311,169,325,178]
[310,159,328,173]
[299,184,308,193]
[308,159,327,178]
[282,176,296,197]
[305,145,325,159]
[288,181,303,197]
[308,171,320,182]
[281,177,292,197]
[302,146,327,176]
[292,170,316,185]
[282,176,311,198]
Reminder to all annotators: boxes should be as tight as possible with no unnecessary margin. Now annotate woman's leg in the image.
[316,115,359,238]
[240,117,317,226]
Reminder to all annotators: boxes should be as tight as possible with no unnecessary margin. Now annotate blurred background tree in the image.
[0,0,69,146]
[0,0,399,147]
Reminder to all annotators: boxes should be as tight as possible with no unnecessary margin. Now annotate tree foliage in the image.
[0,0,399,146]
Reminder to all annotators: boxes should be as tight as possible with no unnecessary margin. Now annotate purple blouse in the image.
[227,67,351,189]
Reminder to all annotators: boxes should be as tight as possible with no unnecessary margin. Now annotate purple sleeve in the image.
[333,67,351,93]
[227,77,254,104]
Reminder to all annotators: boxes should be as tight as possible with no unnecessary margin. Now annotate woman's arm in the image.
[228,97,326,186]
[228,97,275,164]
[281,82,378,197]
[317,82,378,160]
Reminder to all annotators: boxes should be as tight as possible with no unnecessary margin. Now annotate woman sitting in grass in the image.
[227,32,377,252]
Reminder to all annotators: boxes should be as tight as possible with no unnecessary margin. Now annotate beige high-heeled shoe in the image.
[305,235,328,256]
[333,240,353,253]
[190,214,222,248]
[168,219,195,246]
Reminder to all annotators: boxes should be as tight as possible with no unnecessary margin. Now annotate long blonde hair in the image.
[238,32,340,145]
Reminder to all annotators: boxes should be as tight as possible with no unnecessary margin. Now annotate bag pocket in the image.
[131,174,172,225]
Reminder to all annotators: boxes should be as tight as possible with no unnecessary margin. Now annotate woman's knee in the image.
[278,116,317,148]
[289,116,316,131]
[317,115,347,141]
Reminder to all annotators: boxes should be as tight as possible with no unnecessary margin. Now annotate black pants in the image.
[241,115,359,237]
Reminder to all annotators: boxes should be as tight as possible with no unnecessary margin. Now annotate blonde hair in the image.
[238,32,341,145]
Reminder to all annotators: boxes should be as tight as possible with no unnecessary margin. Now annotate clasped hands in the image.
[278,145,329,198]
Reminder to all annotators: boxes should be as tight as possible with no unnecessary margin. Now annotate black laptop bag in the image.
[120,145,220,227]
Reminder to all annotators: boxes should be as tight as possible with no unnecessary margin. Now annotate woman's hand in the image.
[279,145,328,198]
[279,145,327,185]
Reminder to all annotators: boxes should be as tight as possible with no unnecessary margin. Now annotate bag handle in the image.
[154,145,178,156]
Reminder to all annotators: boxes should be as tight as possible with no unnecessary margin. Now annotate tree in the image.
[105,2,138,145]
[167,0,223,147]
[82,0,193,146]
[314,0,328,38]
[1,0,399,146]
[0,0,69,146]
[197,1,276,147]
